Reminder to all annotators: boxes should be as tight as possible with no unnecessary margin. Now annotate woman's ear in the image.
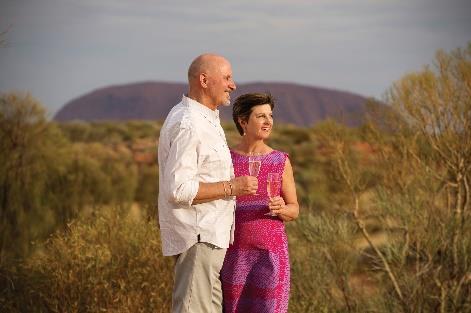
[238,117,247,135]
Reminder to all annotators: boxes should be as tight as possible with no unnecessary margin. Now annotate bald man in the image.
[158,54,258,312]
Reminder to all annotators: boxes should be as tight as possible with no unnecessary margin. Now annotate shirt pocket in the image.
[198,145,226,182]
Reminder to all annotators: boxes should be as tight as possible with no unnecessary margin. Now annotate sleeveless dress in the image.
[221,150,290,313]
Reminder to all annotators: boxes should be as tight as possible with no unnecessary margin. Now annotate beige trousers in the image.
[172,242,227,313]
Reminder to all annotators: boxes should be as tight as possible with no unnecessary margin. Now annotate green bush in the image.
[0,206,173,313]
[0,92,73,260]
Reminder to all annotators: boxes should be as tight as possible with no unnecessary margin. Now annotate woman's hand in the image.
[268,196,287,216]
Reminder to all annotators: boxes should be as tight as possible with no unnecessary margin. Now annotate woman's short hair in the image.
[232,93,275,136]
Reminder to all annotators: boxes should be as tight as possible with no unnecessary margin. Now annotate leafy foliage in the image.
[1,206,173,312]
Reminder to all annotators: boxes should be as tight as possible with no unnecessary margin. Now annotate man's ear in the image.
[200,73,208,88]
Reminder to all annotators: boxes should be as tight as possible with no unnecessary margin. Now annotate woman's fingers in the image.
[269,198,285,213]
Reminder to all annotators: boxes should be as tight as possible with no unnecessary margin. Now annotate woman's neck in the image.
[235,137,269,154]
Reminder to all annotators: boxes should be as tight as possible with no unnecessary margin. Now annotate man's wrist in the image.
[222,181,229,197]
[227,180,234,196]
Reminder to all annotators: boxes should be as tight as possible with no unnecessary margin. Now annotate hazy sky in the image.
[1,0,470,116]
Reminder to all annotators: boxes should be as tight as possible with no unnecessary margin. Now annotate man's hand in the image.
[231,176,258,196]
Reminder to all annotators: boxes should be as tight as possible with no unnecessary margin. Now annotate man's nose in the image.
[229,80,236,91]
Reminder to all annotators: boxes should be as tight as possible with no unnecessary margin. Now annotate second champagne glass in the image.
[266,172,281,216]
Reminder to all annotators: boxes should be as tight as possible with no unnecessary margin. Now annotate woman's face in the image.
[241,104,273,140]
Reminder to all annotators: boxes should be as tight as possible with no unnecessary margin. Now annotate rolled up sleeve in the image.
[165,123,200,207]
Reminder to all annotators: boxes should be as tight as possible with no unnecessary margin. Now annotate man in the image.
[158,53,258,313]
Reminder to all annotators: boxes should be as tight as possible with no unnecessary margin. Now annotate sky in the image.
[0,0,470,116]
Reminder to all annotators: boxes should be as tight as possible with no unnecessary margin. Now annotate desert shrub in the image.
[315,44,471,313]
[0,206,173,313]
[60,121,160,144]
[134,165,159,218]
[0,92,73,260]
[287,210,397,313]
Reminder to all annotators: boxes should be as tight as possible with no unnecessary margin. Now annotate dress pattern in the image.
[221,150,290,313]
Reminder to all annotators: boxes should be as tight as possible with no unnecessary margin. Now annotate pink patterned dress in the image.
[221,150,290,313]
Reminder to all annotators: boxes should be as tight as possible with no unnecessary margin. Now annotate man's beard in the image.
[221,95,231,107]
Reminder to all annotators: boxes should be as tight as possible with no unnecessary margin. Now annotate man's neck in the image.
[187,91,217,111]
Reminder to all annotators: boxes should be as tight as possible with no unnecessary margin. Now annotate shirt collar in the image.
[182,95,220,122]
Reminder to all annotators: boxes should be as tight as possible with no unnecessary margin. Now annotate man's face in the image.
[207,60,236,107]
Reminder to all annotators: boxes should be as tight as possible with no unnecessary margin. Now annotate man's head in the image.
[187,54,236,110]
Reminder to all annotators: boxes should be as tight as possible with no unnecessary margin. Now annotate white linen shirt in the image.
[157,95,235,256]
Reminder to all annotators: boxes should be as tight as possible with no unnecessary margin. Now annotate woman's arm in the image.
[268,157,299,222]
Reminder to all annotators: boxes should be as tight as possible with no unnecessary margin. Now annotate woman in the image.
[221,93,299,313]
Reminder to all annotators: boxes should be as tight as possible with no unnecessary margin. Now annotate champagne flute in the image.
[248,152,261,194]
[266,172,281,216]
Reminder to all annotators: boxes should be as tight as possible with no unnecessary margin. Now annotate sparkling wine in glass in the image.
[266,172,281,216]
[248,158,261,176]
[248,152,261,194]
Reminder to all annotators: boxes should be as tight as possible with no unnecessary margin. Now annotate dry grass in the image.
[0,206,173,313]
